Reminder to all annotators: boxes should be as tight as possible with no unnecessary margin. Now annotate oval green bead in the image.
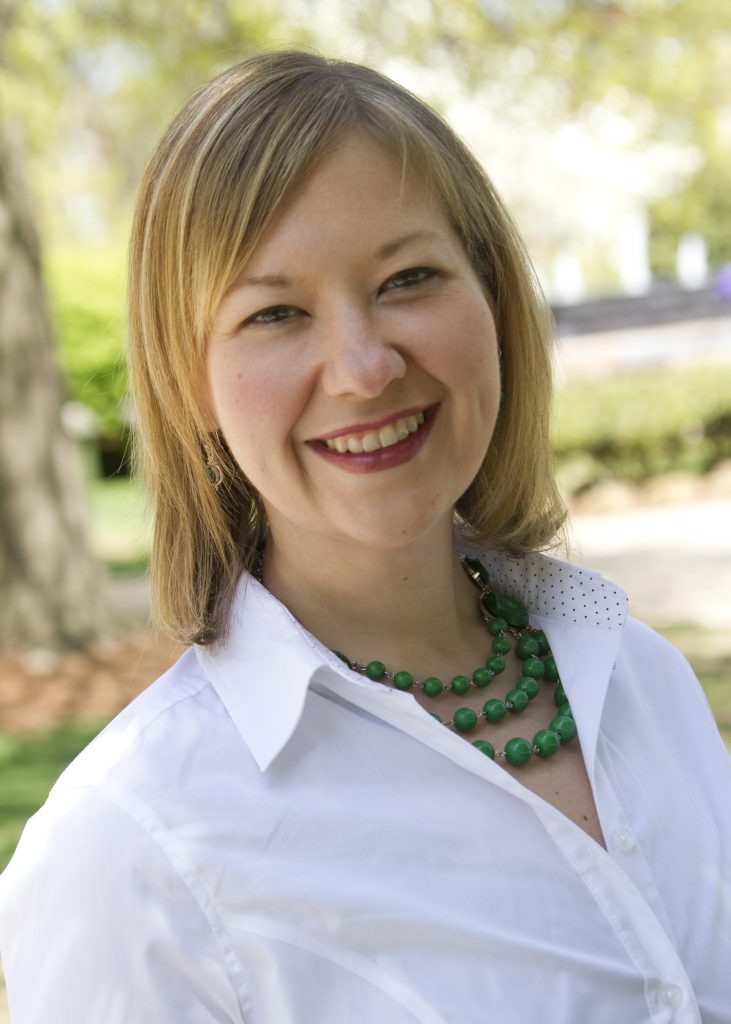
[422,676,444,697]
[393,671,414,691]
[557,701,573,718]
[332,649,352,668]
[533,729,560,758]
[516,636,539,659]
[483,698,506,723]
[472,739,495,759]
[543,656,560,682]
[485,655,506,675]
[550,715,577,741]
[553,683,567,706]
[492,636,511,655]
[517,676,539,699]
[521,656,545,679]
[533,630,550,656]
[365,660,386,680]
[504,737,533,766]
[487,617,508,636]
[505,688,529,713]
[453,707,478,733]
[430,712,442,723]
[482,591,530,629]
[472,667,493,688]
[450,675,471,696]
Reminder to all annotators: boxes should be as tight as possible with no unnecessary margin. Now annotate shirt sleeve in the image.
[0,784,246,1024]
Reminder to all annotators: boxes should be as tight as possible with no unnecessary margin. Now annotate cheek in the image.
[436,302,500,388]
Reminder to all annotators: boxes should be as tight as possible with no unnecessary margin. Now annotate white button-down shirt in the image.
[1,548,730,1023]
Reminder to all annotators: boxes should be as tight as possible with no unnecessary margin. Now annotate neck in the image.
[261,518,484,670]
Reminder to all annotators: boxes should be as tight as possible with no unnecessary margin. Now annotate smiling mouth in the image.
[314,409,434,456]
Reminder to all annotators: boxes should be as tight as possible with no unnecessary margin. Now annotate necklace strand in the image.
[332,555,577,768]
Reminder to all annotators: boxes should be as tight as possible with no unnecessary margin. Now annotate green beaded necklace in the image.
[332,555,577,768]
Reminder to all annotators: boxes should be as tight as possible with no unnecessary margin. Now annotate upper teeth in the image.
[325,412,425,453]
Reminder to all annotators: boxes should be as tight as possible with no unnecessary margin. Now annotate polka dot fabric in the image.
[458,543,628,631]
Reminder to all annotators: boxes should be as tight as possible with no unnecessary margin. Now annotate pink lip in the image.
[309,405,430,443]
[307,405,438,474]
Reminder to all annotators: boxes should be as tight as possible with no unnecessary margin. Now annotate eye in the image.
[382,267,438,292]
[243,305,300,327]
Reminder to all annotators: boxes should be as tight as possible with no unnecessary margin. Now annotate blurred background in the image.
[1,2,730,1004]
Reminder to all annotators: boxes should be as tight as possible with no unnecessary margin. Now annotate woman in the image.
[1,51,729,1023]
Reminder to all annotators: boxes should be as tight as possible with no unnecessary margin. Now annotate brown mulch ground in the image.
[0,630,185,735]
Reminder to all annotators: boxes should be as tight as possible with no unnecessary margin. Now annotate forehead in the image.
[241,133,452,266]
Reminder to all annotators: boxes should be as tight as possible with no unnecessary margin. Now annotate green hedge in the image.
[553,365,731,494]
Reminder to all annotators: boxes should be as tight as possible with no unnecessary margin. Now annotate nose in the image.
[319,307,407,399]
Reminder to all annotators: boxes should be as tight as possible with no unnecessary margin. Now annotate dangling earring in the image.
[500,389,508,407]
[204,439,224,489]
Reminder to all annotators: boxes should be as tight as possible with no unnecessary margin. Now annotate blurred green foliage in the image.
[554,365,731,494]
[650,148,731,275]
[45,241,128,441]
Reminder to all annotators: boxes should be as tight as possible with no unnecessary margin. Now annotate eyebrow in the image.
[227,229,444,296]
[376,229,442,259]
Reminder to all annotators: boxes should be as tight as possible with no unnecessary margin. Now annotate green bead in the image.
[505,688,529,713]
[422,676,444,698]
[430,712,442,723]
[517,676,539,699]
[472,667,493,688]
[332,649,352,668]
[487,617,508,636]
[453,707,478,733]
[543,656,560,682]
[485,655,506,675]
[553,683,567,707]
[516,636,539,659]
[492,636,511,655]
[557,701,573,718]
[366,660,386,680]
[533,729,560,758]
[483,698,506,723]
[521,656,545,679]
[450,675,471,696]
[463,555,490,587]
[472,739,495,759]
[504,737,533,766]
[550,715,577,742]
[482,591,529,629]
[533,630,550,655]
[393,671,414,691]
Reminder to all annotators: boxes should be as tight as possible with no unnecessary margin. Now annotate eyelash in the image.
[241,267,439,328]
[382,266,438,291]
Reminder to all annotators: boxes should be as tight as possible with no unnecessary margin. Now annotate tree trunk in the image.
[0,123,109,650]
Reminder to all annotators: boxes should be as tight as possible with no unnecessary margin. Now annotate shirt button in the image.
[613,827,636,853]
[658,984,683,1008]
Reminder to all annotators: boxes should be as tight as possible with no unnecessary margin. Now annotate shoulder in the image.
[0,644,246,905]
[0,648,249,1021]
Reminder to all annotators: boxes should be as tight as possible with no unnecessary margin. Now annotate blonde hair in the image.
[127,50,566,645]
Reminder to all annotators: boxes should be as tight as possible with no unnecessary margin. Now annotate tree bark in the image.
[0,122,109,650]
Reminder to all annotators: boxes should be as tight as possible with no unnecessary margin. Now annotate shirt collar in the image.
[196,548,628,775]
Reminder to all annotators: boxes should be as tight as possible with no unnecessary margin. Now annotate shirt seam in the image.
[64,783,250,1023]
